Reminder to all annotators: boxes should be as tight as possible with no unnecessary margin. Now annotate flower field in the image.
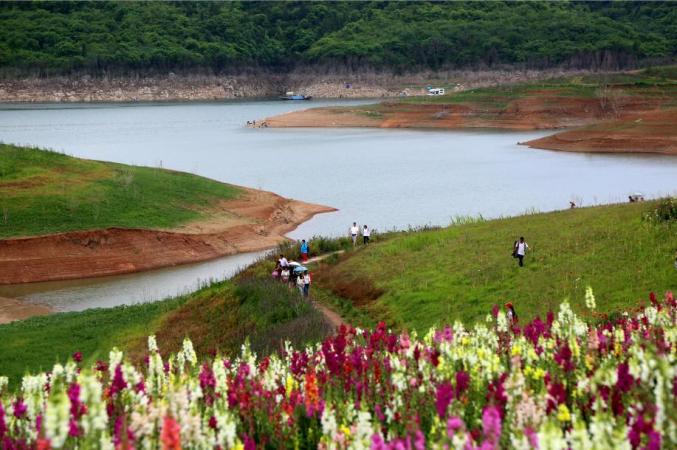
[0,291,675,449]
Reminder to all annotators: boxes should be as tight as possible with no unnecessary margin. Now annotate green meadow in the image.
[313,201,677,331]
[0,144,241,238]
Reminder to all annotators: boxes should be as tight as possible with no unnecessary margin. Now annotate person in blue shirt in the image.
[300,239,309,262]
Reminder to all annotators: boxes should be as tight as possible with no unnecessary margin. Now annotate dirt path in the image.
[0,188,336,285]
[312,300,346,330]
[305,250,348,331]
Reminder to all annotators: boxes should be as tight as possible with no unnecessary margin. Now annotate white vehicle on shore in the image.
[427,87,445,96]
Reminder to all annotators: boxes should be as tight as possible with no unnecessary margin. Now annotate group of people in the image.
[272,254,311,298]
[349,222,371,246]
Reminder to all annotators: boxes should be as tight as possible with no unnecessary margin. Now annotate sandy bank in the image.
[0,296,51,324]
[0,188,335,285]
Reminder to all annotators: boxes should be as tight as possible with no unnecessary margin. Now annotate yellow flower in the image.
[532,368,545,381]
[585,354,594,370]
[511,345,522,357]
[524,366,533,377]
[340,425,351,437]
[285,374,295,397]
[234,443,244,450]
[557,404,571,422]
[527,348,538,361]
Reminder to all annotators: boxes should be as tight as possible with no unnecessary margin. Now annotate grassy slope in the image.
[350,66,677,117]
[314,201,676,332]
[0,144,241,238]
[0,263,331,388]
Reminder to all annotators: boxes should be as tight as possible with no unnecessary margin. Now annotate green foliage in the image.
[0,275,332,389]
[314,201,677,331]
[0,1,675,76]
[643,197,677,225]
[0,144,241,238]
[234,278,332,355]
[0,296,187,389]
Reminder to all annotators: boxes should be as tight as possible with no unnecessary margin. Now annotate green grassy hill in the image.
[0,144,241,238]
[0,261,331,388]
[1,200,674,387]
[313,201,676,331]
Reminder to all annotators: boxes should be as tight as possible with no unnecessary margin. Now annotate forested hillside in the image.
[0,1,675,76]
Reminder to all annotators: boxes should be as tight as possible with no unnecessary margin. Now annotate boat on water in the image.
[280,91,312,100]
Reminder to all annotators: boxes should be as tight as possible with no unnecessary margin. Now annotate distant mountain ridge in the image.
[0,1,675,77]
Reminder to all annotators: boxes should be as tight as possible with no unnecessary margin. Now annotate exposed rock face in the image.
[0,69,602,102]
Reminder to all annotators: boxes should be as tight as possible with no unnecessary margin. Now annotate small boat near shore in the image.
[280,91,312,101]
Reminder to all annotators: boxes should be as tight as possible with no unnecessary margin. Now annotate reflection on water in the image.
[1,100,676,310]
[0,251,266,312]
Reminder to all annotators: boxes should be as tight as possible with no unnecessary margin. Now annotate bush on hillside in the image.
[643,197,677,225]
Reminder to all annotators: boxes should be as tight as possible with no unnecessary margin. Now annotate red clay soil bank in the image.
[0,189,335,284]
[523,109,677,155]
[264,96,676,155]
[265,96,660,130]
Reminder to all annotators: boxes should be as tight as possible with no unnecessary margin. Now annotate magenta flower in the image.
[447,416,464,437]
[12,399,27,419]
[72,352,82,363]
[109,364,127,396]
[0,401,6,440]
[481,406,502,446]
[435,382,454,418]
[414,430,425,450]
[456,370,470,397]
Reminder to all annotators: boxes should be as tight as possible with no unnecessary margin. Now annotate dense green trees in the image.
[0,1,674,76]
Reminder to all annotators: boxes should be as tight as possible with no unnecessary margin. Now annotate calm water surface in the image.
[1,100,676,311]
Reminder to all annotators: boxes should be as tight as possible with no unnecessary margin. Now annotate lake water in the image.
[1,100,676,312]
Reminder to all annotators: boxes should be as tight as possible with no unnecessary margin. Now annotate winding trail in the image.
[303,250,348,331]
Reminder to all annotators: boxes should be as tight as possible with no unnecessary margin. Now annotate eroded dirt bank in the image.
[523,109,677,155]
[264,95,677,155]
[0,188,335,285]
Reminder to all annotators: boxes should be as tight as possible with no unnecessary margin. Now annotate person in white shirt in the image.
[278,254,289,268]
[280,267,290,283]
[362,224,371,245]
[514,237,529,267]
[296,272,305,296]
[303,271,311,298]
[349,222,359,246]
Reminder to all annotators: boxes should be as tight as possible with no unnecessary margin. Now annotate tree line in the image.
[0,1,674,76]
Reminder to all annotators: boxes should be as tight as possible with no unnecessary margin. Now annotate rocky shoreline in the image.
[0,69,602,103]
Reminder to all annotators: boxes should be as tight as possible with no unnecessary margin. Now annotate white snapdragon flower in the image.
[585,286,596,310]
[45,390,70,448]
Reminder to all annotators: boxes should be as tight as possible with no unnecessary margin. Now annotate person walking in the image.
[514,237,529,267]
[362,225,370,245]
[303,270,311,298]
[350,222,359,246]
[278,254,289,269]
[505,302,518,324]
[300,239,309,262]
[296,272,305,296]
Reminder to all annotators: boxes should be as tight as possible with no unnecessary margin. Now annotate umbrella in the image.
[293,266,307,273]
[288,261,302,267]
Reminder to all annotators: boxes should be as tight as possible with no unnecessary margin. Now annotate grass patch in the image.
[0,270,332,389]
[313,201,677,332]
[0,297,187,389]
[0,144,241,238]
